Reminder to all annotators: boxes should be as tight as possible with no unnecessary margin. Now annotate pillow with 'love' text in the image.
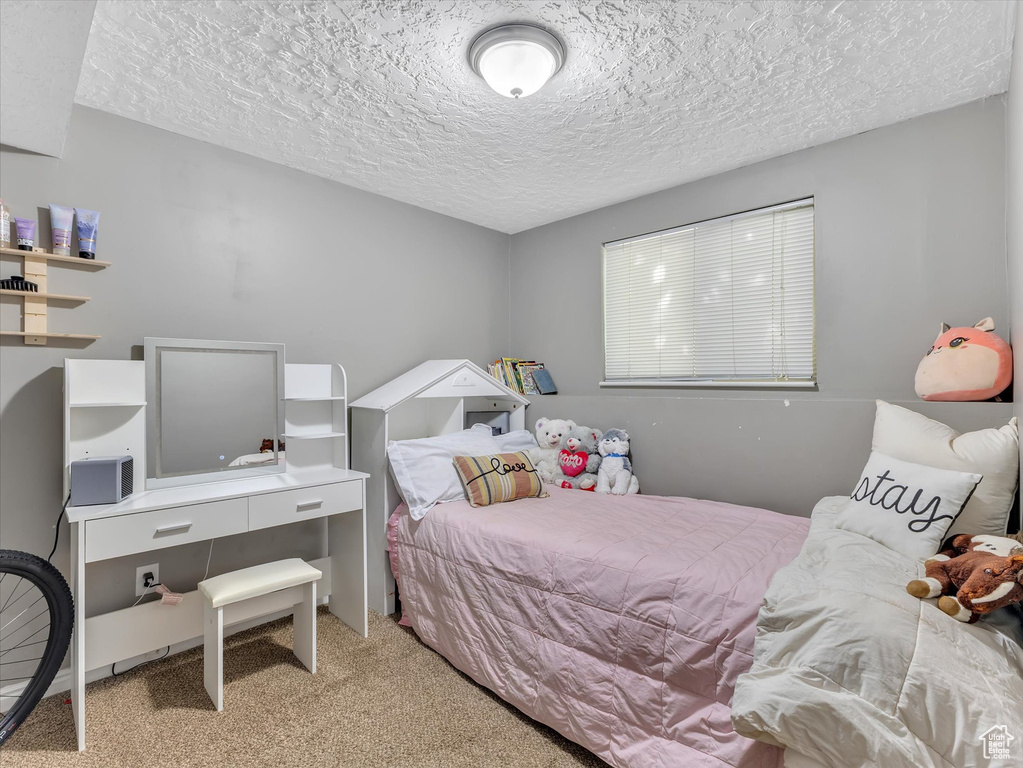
[835,451,982,560]
[452,452,548,507]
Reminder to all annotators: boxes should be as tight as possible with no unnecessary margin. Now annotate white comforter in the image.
[732,497,1023,768]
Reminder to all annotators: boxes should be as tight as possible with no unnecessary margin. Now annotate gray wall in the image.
[0,105,510,616]
[509,97,1016,518]
[1,88,1018,625]
[1009,3,1023,516]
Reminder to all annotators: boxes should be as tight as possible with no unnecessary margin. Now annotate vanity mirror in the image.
[145,338,285,489]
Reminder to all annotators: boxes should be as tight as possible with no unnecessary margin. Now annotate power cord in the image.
[116,575,172,675]
[47,491,72,563]
[132,581,163,607]
[107,540,214,679]
[203,539,215,580]
[112,646,170,677]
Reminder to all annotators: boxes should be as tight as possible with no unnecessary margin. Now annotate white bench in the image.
[198,558,322,711]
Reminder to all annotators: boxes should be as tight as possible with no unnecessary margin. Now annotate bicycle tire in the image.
[0,550,74,747]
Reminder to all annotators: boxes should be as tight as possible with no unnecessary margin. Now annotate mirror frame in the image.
[144,337,286,490]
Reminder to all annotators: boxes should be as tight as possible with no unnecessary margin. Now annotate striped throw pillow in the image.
[452,452,548,507]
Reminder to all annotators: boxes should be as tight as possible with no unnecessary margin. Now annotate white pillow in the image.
[835,451,982,559]
[492,429,539,453]
[387,425,501,520]
[872,401,1019,536]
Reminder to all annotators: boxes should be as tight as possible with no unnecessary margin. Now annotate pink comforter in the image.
[389,486,809,767]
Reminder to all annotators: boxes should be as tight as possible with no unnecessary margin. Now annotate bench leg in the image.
[293,581,316,674]
[204,602,224,711]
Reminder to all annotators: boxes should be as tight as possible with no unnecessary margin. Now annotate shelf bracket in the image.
[23,253,48,345]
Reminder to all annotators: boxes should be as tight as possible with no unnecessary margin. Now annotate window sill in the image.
[598,380,818,390]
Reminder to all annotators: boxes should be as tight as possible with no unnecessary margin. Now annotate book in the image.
[517,363,544,395]
[501,357,523,394]
[531,368,558,395]
[512,360,538,394]
[491,359,510,389]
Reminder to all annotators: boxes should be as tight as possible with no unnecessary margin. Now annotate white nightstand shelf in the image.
[69,401,146,408]
[283,364,349,471]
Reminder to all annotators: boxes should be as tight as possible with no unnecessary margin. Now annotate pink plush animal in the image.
[914,317,1012,401]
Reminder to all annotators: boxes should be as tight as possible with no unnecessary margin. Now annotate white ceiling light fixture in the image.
[468,23,565,99]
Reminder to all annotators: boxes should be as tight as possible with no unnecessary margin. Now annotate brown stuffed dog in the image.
[907,534,1023,623]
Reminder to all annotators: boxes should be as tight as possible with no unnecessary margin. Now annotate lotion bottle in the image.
[0,198,9,249]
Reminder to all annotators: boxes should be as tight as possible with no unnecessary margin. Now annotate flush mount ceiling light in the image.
[468,23,565,99]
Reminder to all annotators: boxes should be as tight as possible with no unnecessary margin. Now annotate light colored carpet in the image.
[7,609,605,767]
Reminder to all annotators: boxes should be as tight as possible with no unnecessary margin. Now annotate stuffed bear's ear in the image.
[974,317,995,332]
[535,418,547,431]
[567,420,577,429]
[940,322,951,334]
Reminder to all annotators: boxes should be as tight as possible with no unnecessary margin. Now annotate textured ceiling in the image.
[75,0,1017,234]
[1,0,96,157]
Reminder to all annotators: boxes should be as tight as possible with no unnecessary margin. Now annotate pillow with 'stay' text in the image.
[835,451,982,560]
[872,401,1018,536]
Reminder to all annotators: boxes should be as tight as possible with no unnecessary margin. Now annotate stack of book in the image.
[487,358,557,395]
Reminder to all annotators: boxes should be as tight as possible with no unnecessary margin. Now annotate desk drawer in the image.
[85,498,248,562]
[248,481,362,531]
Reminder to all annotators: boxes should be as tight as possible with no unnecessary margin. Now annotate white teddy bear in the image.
[530,417,575,484]
[596,428,640,495]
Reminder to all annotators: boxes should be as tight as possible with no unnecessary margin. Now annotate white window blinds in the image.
[602,199,815,385]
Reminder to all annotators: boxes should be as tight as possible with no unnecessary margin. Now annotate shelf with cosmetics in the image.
[0,246,108,345]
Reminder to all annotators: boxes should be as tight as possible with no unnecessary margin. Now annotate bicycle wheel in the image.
[0,550,74,746]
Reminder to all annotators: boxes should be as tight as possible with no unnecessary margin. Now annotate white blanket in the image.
[732,496,1023,768]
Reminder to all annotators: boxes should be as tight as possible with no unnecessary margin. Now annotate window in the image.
[602,199,815,387]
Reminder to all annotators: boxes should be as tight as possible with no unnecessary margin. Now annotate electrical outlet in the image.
[136,563,159,597]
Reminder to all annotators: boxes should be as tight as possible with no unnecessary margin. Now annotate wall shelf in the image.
[1,247,108,345]
[1,330,100,341]
[0,289,90,301]
[0,246,110,268]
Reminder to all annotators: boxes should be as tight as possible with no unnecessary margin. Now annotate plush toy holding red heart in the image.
[555,425,602,491]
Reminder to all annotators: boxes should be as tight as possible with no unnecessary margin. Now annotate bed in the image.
[732,496,1023,768]
[377,403,1021,767]
[388,484,809,767]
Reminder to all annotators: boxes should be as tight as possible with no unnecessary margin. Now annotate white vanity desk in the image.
[64,357,367,750]
[67,467,369,750]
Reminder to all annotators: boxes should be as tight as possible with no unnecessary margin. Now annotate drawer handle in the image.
[296,500,323,512]
[154,522,192,536]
